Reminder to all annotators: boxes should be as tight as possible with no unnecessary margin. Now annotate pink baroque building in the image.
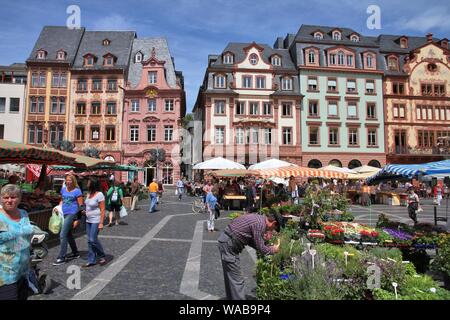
[122,39,186,186]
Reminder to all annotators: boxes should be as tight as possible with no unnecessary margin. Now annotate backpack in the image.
[111,187,119,203]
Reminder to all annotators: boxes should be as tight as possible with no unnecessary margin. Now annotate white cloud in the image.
[393,7,450,33]
[91,14,137,31]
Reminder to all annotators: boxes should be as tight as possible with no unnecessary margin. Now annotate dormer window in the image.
[103,54,116,66]
[308,50,315,64]
[103,39,111,46]
[214,74,226,88]
[281,77,293,91]
[367,54,373,68]
[56,50,66,60]
[135,52,143,63]
[271,55,281,66]
[84,55,96,67]
[400,37,408,48]
[350,35,359,42]
[249,53,258,65]
[388,56,399,71]
[314,32,323,40]
[223,54,234,64]
[440,39,448,49]
[37,50,47,59]
[332,31,341,41]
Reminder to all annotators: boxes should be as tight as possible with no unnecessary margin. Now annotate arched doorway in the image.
[144,160,156,186]
[162,161,174,185]
[348,159,362,169]
[329,159,342,167]
[308,159,322,169]
[368,160,381,168]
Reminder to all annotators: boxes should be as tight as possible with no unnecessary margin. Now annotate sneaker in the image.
[52,258,66,266]
[82,263,96,268]
[98,258,107,266]
[66,253,80,260]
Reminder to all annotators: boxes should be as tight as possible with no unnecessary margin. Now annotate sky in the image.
[0,0,449,113]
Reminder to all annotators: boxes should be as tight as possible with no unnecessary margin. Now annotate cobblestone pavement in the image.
[29,191,449,300]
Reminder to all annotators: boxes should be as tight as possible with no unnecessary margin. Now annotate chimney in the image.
[426,33,433,43]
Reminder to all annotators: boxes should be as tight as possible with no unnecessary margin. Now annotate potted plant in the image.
[431,234,450,289]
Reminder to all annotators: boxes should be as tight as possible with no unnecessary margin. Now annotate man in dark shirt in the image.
[130,177,140,211]
[217,210,283,300]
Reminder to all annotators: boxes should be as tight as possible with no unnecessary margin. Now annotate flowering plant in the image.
[360,230,379,243]
[382,228,413,246]
[307,229,325,243]
[324,225,345,242]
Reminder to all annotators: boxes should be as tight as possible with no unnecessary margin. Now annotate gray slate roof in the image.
[128,38,177,89]
[295,25,379,47]
[72,31,136,71]
[0,63,26,74]
[27,26,85,64]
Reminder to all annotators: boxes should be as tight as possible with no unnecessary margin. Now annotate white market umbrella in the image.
[320,165,357,174]
[352,165,381,174]
[193,157,245,170]
[248,159,298,170]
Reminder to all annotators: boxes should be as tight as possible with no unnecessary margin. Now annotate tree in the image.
[83,147,100,159]
[52,140,75,153]
[181,113,193,129]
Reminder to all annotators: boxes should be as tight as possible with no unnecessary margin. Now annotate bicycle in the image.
[192,197,207,214]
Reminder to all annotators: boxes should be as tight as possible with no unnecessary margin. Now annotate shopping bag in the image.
[48,205,63,234]
[175,189,178,195]
[416,206,424,214]
[120,205,128,218]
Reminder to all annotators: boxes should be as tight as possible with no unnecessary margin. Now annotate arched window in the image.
[351,35,359,42]
[271,55,281,66]
[308,159,322,169]
[162,161,174,185]
[388,57,398,71]
[308,50,315,64]
[329,159,342,167]
[223,54,234,64]
[338,51,345,65]
[249,53,258,65]
[333,32,341,41]
[135,52,143,63]
[348,159,362,169]
[368,160,381,168]
[314,32,323,40]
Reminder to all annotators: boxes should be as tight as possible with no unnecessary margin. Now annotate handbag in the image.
[120,205,128,218]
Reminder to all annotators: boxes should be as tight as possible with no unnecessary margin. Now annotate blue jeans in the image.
[57,214,78,260]
[149,192,157,212]
[86,222,106,264]
[178,187,184,200]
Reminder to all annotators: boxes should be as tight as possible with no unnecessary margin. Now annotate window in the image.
[243,76,252,88]
[388,57,398,71]
[351,35,359,42]
[105,127,115,141]
[77,79,87,91]
[165,99,174,112]
[29,97,37,113]
[76,102,86,115]
[39,73,46,87]
[333,32,341,40]
[264,128,272,145]
[135,52,143,63]
[37,50,46,59]
[400,38,408,49]
[283,128,292,145]
[215,100,225,114]
[367,103,376,119]
[104,57,114,66]
[282,77,293,91]
[282,103,292,116]
[393,104,405,119]
[31,73,38,87]
[28,125,43,144]
[368,129,377,146]
[162,162,174,185]
[49,126,64,144]
[308,78,318,91]
[164,125,173,141]
[366,80,375,94]
[9,98,19,112]
[91,126,100,140]
[348,128,358,145]
[346,55,353,66]
[271,56,281,66]
[393,82,404,95]
[75,127,85,141]
[367,54,373,68]
[236,128,244,144]
[433,84,446,96]
[0,98,5,113]
[223,54,233,64]
[91,102,101,115]
[107,79,117,91]
[131,100,140,112]
[328,102,338,117]
[92,79,102,91]
[106,102,116,115]
[327,78,337,91]
[236,101,245,115]
[148,99,156,112]
[147,125,156,142]
[214,75,226,88]
[52,73,60,87]
[347,103,357,118]
[338,51,345,65]
[249,53,258,65]
[249,102,259,115]
[329,54,336,65]
[215,127,225,144]
[347,80,356,93]
[309,127,319,145]
[256,77,266,89]
[308,50,315,64]
[263,102,271,115]
[329,128,338,145]
[418,130,436,148]
[309,101,319,117]
[148,71,157,84]
[314,32,323,40]
[50,97,65,114]
[251,128,259,144]
[51,97,57,114]
[130,126,139,142]
[103,39,111,46]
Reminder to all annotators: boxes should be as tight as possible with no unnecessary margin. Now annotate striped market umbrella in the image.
[0,139,77,165]
[255,166,348,179]
[212,169,259,177]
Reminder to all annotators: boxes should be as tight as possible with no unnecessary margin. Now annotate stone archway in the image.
[308,159,322,169]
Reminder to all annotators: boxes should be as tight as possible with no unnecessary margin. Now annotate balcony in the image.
[388,146,450,156]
